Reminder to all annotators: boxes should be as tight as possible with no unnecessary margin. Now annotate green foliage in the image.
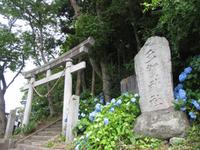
[143,0,162,12]
[154,0,200,59]
[14,121,37,135]
[74,93,162,150]
[171,124,200,150]
[185,56,200,98]
[44,134,66,148]
[174,64,200,122]
[0,28,25,71]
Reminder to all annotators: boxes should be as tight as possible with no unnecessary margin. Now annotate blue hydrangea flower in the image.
[94,98,98,102]
[191,99,200,110]
[111,98,116,103]
[106,102,110,105]
[179,72,187,82]
[75,144,79,150]
[89,111,96,121]
[95,103,102,112]
[174,92,180,99]
[182,98,187,102]
[109,107,115,112]
[174,99,179,103]
[100,96,105,104]
[184,67,192,74]
[131,98,136,103]
[115,99,122,106]
[81,113,86,118]
[104,118,109,125]
[180,107,186,112]
[178,89,187,99]
[174,84,184,92]
[189,112,196,120]
[123,92,129,97]
[134,93,139,97]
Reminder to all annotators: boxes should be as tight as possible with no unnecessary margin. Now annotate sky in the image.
[1,1,64,113]
[5,62,36,113]
[0,14,35,113]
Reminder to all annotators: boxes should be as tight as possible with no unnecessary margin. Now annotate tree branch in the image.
[89,57,102,79]
[6,55,25,90]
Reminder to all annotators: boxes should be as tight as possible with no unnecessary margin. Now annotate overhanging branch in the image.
[6,55,25,90]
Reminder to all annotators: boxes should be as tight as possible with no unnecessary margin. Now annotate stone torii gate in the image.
[22,37,94,140]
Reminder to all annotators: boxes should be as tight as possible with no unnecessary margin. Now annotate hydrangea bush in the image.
[174,66,200,122]
[74,93,162,150]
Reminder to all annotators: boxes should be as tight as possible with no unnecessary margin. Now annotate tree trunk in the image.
[69,0,81,17]
[75,70,82,96]
[0,90,6,137]
[91,69,95,96]
[81,71,87,92]
[75,57,82,96]
[100,61,111,101]
[47,83,55,117]
[89,57,102,79]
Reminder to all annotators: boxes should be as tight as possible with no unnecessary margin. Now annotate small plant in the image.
[74,93,162,150]
[171,124,200,150]
[44,134,66,148]
[14,121,37,135]
[174,66,200,122]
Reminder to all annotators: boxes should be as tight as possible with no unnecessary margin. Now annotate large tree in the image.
[64,0,148,101]
[0,20,26,137]
[0,0,67,117]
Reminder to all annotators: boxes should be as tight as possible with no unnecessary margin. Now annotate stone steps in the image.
[13,118,62,150]
[37,130,60,136]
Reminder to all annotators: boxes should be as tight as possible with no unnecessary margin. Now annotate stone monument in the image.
[120,75,138,94]
[134,36,189,139]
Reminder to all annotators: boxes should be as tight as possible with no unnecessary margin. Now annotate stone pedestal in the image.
[134,109,189,139]
[5,109,16,139]
[134,36,189,139]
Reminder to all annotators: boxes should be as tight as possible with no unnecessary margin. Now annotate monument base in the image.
[134,109,189,139]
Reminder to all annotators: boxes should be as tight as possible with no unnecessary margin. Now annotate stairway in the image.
[13,119,62,150]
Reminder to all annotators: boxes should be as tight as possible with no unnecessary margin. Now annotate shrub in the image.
[174,65,200,122]
[74,93,162,150]
[14,121,37,135]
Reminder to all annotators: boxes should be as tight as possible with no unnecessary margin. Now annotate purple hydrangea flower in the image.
[104,118,109,125]
[179,72,187,82]
[184,67,192,74]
